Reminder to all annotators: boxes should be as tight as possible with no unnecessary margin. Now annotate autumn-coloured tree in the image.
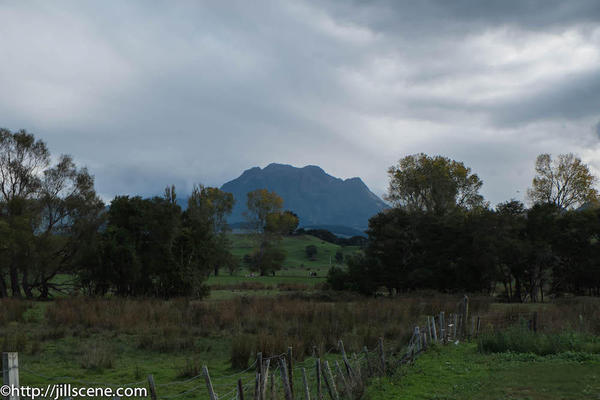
[527,153,598,210]
[386,153,485,215]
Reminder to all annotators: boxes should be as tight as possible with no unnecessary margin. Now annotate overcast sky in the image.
[1,0,599,205]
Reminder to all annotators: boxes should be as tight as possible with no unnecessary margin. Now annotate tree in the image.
[0,129,105,298]
[335,250,344,264]
[186,185,234,276]
[265,210,299,235]
[527,153,598,210]
[305,244,317,259]
[245,189,283,232]
[245,189,287,275]
[386,153,485,215]
[83,185,228,298]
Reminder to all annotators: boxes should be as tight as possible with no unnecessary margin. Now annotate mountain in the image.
[220,163,388,232]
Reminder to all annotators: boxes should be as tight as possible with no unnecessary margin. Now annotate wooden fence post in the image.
[334,361,351,399]
[476,316,481,337]
[439,312,445,344]
[431,315,438,343]
[321,361,339,400]
[315,358,322,400]
[279,358,293,400]
[453,314,458,340]
[262,359,271,400]
[147,374,157,400]
[338,340,354,380]
[3,352,19,400]
[462,295,469,338]
[301,368,310,400]
[414,326,421,352]
[202,365,218,400]
[377,337,385,375]
[255,372,262,400]
[237,379,245,400]
[363,346,372,376]
[271,372,276,400]
[426,317,432,343]
[352,353,362,382]
[287,347,294,396]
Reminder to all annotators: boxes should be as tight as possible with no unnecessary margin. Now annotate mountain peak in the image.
[221,163,387,230]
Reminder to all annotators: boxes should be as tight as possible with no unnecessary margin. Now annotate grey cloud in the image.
[0,0,599,206]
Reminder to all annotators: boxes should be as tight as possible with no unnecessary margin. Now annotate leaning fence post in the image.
[202,366,218,400]
[334,361,351,399]
[147,374,157,400]
[315,358,322,400]
[338,340,355,380]
[3,352,19,400]
[279,358,293,400]
[378,337,385,374]
[301,368,311,400]
[431,315,438,343]
[321,361,339,400]
[476,316,481,337]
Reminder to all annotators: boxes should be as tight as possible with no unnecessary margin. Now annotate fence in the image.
[2,296,541,400]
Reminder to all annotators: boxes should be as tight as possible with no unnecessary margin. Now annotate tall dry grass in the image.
[43,293,487,360]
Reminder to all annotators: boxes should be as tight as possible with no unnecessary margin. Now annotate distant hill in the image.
[220,163,388,231]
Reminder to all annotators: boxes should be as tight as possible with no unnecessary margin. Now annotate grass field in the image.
[205,234,360,299]
[0,293,478,399]
[365,343,600,400]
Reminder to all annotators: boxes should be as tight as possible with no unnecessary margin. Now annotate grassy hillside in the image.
[228,233,361,269]
[205,233,361,299]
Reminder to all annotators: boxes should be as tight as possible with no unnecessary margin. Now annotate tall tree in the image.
[0,129,104,298]
[245,189,284,232]
[527,153,598,210]
[245,189,287,275]
[386,153,485,215]
[186,185,235,276]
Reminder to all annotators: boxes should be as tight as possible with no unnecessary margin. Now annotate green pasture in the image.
[366,343,600,400]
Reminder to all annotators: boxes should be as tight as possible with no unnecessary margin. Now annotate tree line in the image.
[0,129,297,298]
[329,153,600,301]
[3,128,600,300]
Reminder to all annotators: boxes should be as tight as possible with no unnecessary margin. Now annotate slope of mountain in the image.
[220,163,388,232]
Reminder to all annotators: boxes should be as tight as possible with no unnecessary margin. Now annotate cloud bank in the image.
[1,0,599,205]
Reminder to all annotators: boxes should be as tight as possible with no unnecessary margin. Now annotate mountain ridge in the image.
[220,163,388,231]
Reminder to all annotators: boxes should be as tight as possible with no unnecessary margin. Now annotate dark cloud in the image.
[0,0,599,205]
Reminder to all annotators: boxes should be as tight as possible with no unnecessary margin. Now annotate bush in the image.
[230,335,253,370]
[305,245,317,259]
[80,342,115,370]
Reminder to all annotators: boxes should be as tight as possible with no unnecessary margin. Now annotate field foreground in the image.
[366,343,600,400]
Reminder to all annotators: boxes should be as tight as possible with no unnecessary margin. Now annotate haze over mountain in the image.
[220,163,388,233]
